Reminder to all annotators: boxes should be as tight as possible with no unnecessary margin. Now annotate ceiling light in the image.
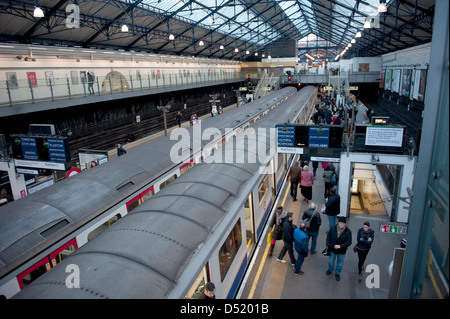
[220,45,225,50]
[262,54,265,57]
[364,20,371,29]
[33,5,44,18]
[199,40,204,46]
[255,52,258,56]
[169,34,175,40]
[245,50,250,54]
[234,48,239,53]
[348,43,352,47]
[351,38,356,44]
[121,24,129,32]
[268,55,271,59]
[355,31,362,38]
[378,1,388,13]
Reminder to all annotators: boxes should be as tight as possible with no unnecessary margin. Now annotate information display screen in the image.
[353,125,406,153]
[276,124,344,158]
[11,135,71,163]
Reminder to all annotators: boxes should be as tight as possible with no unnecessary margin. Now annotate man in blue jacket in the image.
[293,222,309,275]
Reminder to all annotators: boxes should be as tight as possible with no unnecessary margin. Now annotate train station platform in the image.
[239,101,407,299]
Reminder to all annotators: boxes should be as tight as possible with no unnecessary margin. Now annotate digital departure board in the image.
[11,135,71,163]
[353,125,407,153]
[276,124,344,158]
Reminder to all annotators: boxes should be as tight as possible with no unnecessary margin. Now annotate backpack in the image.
[331,171,337,185]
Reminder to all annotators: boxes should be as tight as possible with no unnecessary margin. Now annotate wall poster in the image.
[6,72,18,88]
[417,69,427,102]
[45,71,55,86]
[401,69,412,98]
[71,71,79,84]
[392,69,401,93]
[27,72,37,87]
[380,69,385,89]
[358,63,370,72]
[385,69,392,91]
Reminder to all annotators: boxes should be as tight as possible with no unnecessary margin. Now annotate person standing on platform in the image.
[277,212,297,266]
[326,216,352,281]
[268,206,287,257]
[176,111,182,128]
[302,202,321,254]
[355,221,375,283]
[324,187,340,231]
[287,162,302,201]
[323,164,335,199]
[116,144,127,156]
[312,161,319,179]
[300,165,314,203]
[293,222,309,275]
[87,72,95,95]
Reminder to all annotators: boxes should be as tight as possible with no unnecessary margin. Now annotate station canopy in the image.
[0,0,435,61]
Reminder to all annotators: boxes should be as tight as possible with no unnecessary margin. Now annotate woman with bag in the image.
[268,206,287,256]
[355,221,375,283]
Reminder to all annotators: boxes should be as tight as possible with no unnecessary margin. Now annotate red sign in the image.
[65,167,81,178]
[27,72,37,87]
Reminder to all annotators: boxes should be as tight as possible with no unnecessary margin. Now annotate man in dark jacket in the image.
[325,187,340,231]
[326,216,352,281]
[287,162,301,201]
[302,202,321,254]
[276,212,297,266]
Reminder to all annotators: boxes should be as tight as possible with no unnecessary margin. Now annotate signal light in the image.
[288,75,292,81]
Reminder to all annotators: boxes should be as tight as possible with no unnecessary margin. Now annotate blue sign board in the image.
[20,137,39,160]
[276,125,295,147]
[309,127,330,148]
[48,138,70,163]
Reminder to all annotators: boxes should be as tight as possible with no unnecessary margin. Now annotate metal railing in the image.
[1,70,243,107]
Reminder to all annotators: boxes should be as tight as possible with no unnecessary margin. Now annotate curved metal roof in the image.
[0,0,435,61]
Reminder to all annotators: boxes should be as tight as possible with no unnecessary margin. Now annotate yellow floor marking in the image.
[248,185,290,299]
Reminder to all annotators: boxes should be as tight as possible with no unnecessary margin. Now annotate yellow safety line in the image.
[248,184,290,299]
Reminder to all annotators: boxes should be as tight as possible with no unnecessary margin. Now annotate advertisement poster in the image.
[45,71,55,86]
[6,72,18,88]
[380,69,385,89]
[392,69,401,93]
[385,69,392,90]
[27,72,38,87]
[418,69,427,102]
[401,69,412,97]
[358,63,370,72]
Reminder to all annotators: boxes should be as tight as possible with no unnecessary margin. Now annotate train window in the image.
[141,188,154,203]
[244,196,255,255]
[258,176,269,206]
[53,244,76,265]
[126,199,140,212]
[87,214,121,241]
[180,161,195,175]
[185,266,210,299]
[160,174,177,190]
[19,258,51,289]
[277,153,284,172]
[218,219,242,282]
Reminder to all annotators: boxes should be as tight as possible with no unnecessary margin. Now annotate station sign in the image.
[324,86,333,90]
[239,87,248,91]
[349,86,358,90]
[11,135,71,163]
[276,124,344,156]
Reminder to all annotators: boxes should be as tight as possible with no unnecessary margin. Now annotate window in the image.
[185,265,210,299]
[87,214,121,241]
[258,175,269,206]
[218,219,242,282]
[160,174,177,190]
[52,244,76,266]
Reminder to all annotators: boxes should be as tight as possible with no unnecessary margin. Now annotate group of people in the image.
[287,161,337,204]
[269,204,375,282]
[272,159,375,282]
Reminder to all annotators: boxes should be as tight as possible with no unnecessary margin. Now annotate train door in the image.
[185,263,211,299]
[17,256,51,290]
[244,194,255,257]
